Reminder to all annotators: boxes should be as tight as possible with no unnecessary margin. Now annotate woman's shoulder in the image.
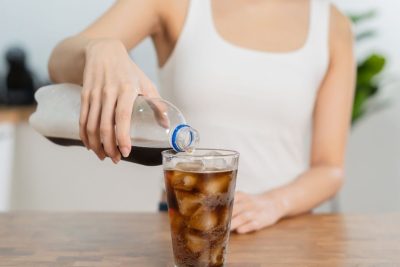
[329,4,353,44]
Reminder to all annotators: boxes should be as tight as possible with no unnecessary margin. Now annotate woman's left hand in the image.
[230,191,285,234]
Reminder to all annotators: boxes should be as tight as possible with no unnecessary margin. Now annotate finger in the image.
[80,66,95,149]
[100,89,120,163]
[143,80,160,98]
[115,86,136,157]
[79,89,90,148]
[232,199,249,217]
[146,98,170,129]
[236,220,261,234]
[230,211,253,231]
[143,81,170,129]
[232,192,249,217]
[234,191,246,203]
[86,91,106,160]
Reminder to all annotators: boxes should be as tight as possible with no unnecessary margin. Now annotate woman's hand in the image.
[230,191,286,234]
[79,39,160,163]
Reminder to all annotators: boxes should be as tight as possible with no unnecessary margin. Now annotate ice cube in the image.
[210,246,225,266]
[185,232,209,253]
[175,190,203,216]
[205,151,224,157]
[175,160,205,172]
[218,207,231,228]
[201,151,228,171]
[170,172,197,191]
[199,174,231,195]
[208,158,228,171]
[188,206,219,232]
[169,208,184,234]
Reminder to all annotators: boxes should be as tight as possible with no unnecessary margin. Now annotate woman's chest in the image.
[163,49,325,129]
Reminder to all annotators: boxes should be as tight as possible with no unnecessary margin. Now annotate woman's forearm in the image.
[231,166,344,234]
[48,36,91,84]
[264,166,344,217]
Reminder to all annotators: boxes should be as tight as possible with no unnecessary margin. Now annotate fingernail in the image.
[113,155,121,164]
[120,147,130,157]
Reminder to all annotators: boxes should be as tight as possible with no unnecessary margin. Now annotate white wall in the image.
[0,124,14,211]
[333,0,400,74]
[0,0,399,212]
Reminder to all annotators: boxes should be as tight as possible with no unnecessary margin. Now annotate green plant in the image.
[350,10,386,124]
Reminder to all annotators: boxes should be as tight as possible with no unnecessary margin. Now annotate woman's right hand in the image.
[80,39,160,163]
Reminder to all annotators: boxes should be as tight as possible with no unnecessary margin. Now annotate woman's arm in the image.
[271,6,355,216]
[48,0,169,163]
[231,6,356,234]
[48,0,162,84]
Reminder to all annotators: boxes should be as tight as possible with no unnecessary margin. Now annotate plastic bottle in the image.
[29,83,199,166]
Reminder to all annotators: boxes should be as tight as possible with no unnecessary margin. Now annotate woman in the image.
[48,0,355,234]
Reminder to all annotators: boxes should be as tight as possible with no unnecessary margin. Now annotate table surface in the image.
[0,213,399,267]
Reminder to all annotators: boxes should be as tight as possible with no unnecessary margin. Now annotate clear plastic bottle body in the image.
[30,84,199,166]
[131,96,199,152]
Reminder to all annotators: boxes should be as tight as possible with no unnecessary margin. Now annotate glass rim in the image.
[161,148,239,159]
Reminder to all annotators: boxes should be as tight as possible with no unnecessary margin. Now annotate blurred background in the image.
[0,0,399,212]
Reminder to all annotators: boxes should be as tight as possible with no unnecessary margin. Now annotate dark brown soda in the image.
[164,169,237,267]
[46,137,168,166]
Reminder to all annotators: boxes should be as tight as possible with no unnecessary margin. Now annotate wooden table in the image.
[0,213,399,267]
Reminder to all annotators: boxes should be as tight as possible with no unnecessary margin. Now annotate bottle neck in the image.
[170,124,199,152]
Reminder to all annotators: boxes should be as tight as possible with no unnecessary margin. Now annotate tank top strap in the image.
[182,0,215,35]
[307,0,331,54]
[200,0,216,33]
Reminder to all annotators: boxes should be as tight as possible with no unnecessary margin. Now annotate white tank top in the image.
[159,0,330,194]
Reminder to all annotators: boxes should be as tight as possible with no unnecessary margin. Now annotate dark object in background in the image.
[4,46,35,105]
